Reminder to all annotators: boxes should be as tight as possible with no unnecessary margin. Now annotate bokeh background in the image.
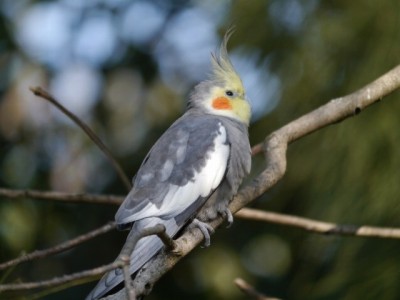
[1,0,400,299]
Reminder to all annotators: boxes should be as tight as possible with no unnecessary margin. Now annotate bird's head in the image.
[188,30,251,125]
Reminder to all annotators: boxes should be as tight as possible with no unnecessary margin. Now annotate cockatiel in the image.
[86,30,251,299]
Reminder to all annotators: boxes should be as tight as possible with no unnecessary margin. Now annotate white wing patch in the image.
[123,123,230,222]
[158,123,229,218]
[159,159,174,181]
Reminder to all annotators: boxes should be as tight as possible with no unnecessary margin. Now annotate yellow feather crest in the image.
[210,29,243,88]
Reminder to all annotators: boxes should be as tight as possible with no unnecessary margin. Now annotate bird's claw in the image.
[192,218,214,247]
[222,208,234,228]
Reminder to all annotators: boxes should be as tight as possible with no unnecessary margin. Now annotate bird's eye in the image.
[225,90,234,97]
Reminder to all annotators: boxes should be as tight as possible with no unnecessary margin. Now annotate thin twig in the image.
[155,226,177,251]
[119,254,135,300]
[234,278,281,300]
[119,224,175,259]
[29,86,132,191]
[0,262,123,292]
[0,188,123,205]
[0,222,116,271]
[251,143,263,156]
[112,224,176,300]
[0,224,171,295]
[236,208,400,239]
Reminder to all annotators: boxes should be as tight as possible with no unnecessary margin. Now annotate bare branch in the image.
[250,64,400,154]
[0,223,116,271]
[0,224,171,297]
[29,86,132,191]
[116,224,177,300]
[0,188,123,205]
[233,64,400,212]
[236,208,400,239]
[234,278,281,300]
[251,143,263,156]
[119,255,135,300]
[154,226,177,251]
[0,262,122,292]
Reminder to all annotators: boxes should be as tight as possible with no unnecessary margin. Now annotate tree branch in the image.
[0,224,172,297]
[0,188,123,205]
[29,86,132,191]
[234,278,281,300]
[236,208,400,239]
[0,262,122,293]
[0,222,116,271]
[116,224,178,299]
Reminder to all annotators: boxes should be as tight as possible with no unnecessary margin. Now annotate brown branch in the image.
[0,222,116,271]
[236,208,400,239]
[154,226,178,251]
[251,143,263,156]
[234,278,281,300]
[0,188,123,205]
[0,262,122,292]
[29,86,132,191]
[110,64,400,299]
[121,260,135,300]
[0,224,170,297]
[117,224,178,299]
[250,64,400,154]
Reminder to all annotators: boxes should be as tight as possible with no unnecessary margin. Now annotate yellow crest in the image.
[210,28,243,88]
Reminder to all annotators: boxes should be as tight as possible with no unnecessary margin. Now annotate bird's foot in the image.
[191,218,215,247]
[221,208,234,228]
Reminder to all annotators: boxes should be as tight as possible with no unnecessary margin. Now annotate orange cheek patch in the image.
[212,97,232,110]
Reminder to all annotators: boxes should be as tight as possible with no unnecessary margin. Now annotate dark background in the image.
[1,0,400,299]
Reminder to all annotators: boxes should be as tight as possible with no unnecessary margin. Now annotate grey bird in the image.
[86,31,252,300]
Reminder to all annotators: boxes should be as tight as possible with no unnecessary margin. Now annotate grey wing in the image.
[115,115,231,225]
